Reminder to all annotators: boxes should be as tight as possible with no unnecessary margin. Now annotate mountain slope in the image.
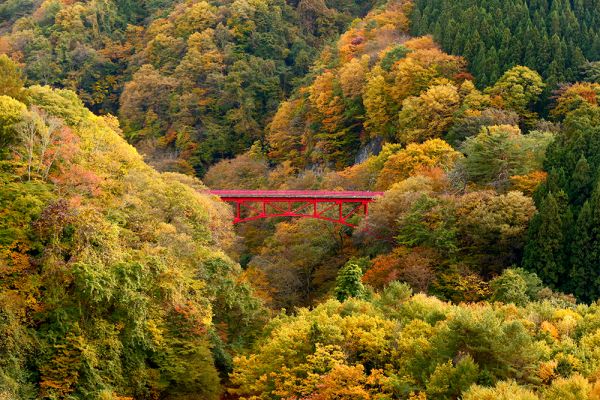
[0,77,263,398]
[410,0,600,87]
[0,0,380,174]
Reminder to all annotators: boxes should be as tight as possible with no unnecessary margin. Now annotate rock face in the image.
[355,137,383,164]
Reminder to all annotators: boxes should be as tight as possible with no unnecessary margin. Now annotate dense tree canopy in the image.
[229,283,598,399]
[0,80,264,398]
[411,0,600,88]
[0,0,380,174]
[6,0,600,399]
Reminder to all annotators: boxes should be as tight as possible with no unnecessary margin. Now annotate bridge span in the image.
[209,190,384,227]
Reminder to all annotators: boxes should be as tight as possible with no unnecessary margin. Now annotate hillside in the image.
[410,0,600,88]
[0,68,263,399]
[5,0,600,399]
[0,0,379,174]
[204,0,600,310]
[230,285,599,399]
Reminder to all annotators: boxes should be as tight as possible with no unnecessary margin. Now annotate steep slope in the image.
[0,75,263,398]
[206,0,600,310]
[264,0,424,169]
[0,0,380,174]
[410,0,600,88]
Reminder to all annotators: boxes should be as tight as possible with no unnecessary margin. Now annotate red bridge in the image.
[209,190,384,227]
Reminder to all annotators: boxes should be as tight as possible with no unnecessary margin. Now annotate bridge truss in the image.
[209,190,384,227]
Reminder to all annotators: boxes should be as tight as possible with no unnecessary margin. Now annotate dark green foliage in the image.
[334,260,366,301]
[524,104,600,301]
[380,45,411,71]
[569,155,593,207]
[411,0,600,88]
[570,200,595,301]
[523,192,571,288]
[490,268,543,306]
[582,61,600,83]
[569,184,600,303]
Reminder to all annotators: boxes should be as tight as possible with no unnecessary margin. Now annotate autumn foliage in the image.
[4,0,600,399]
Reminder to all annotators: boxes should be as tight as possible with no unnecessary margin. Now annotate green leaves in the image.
[411,0,598,88]
[334,261,366,302]
[462,125,554,188]
[524,192,572,288]
[0,55,27,103]
[0,95,27,155]
[0,85,267,399]
[490,268,543,306]
[397,194,458,255]
[488,66,545,116]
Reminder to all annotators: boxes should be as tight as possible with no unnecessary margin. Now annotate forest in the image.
[3,0,600,399]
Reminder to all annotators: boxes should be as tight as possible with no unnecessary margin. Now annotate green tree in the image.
[568,182,600,303]
[569,155,593,207]
[397,194,457,256]
[488,66,545,120]
[525,105,600,301]
[523,192,571,289]
[461,125,553,188]
[455,191,536,273]
[334,261,366,302]
[426,357,479,400]
[0,55,26,102]
[0,95,26,156]
[582,61,600,83]
[569,200,594,301]
[410,0,600,91]
[0,85,265,399]
[490,268,542,306]
[380,45,410,71]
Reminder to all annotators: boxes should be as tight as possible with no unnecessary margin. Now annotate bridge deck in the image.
[209,190,384,199]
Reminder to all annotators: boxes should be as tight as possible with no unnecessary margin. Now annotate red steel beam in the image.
[209,190,384,227]
[209,190,384,199]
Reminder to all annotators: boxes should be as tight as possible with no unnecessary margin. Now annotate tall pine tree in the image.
[523,192,571,289]
[570,200,594,301]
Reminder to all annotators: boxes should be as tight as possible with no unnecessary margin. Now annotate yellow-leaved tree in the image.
[375,138,462,190]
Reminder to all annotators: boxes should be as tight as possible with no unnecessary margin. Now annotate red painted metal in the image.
[209,190,384,227]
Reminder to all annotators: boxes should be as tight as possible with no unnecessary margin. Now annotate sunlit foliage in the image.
[0,82,264,398]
